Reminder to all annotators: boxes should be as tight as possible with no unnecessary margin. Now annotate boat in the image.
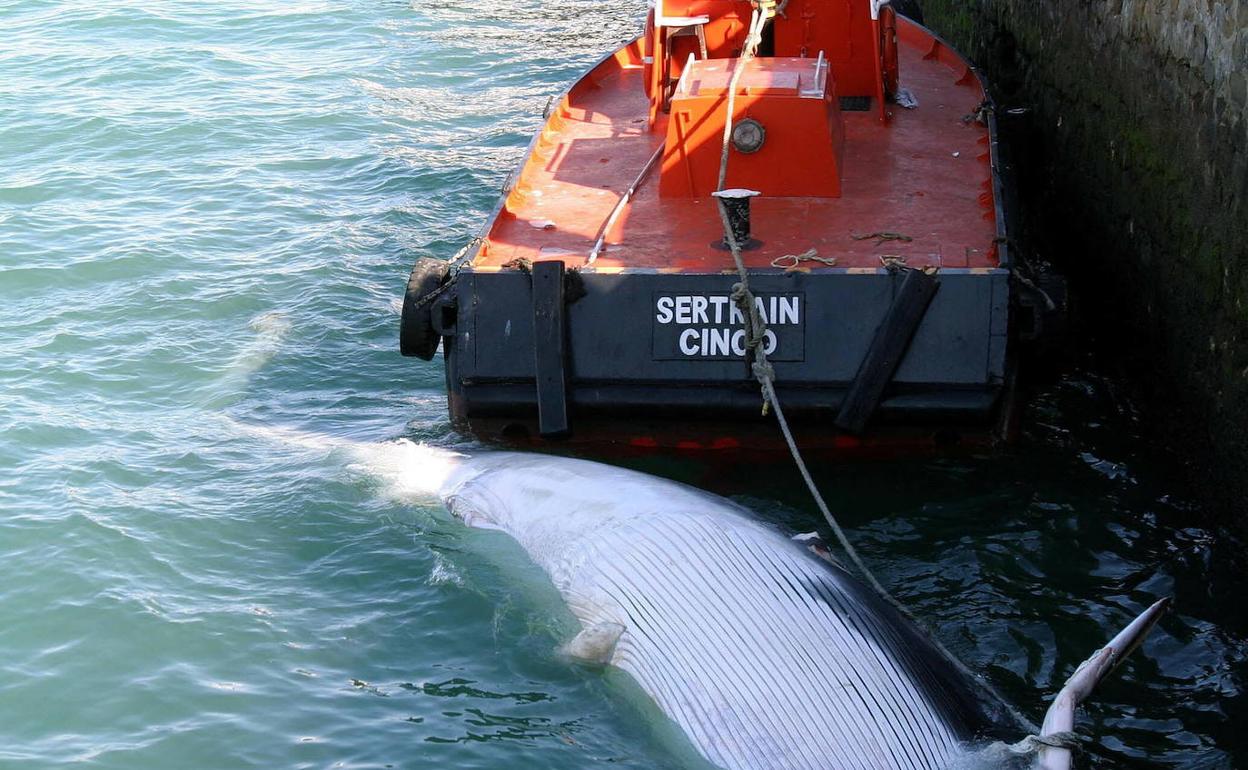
[400,0,1060,455]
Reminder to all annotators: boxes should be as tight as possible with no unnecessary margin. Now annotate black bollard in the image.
[712,188,761,250]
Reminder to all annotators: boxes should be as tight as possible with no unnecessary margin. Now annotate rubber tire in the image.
[400,258,450,359]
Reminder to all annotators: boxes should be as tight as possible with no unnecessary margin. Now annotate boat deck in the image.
[477,19,999,272]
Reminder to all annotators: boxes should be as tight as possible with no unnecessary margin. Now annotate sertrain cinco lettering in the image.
[655,294,801,358]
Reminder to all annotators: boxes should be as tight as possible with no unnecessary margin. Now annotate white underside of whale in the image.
[438,451,971,770]
[234,421,1167,770]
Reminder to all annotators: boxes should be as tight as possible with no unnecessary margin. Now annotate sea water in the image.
[1,1,1244,767]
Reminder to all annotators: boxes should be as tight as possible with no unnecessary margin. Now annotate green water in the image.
[0,1,1243,768]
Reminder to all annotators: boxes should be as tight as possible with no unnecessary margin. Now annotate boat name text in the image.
[655,295,800,326]
[652,294,805,360]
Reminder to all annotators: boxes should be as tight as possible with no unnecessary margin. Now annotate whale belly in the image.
[439,454,987,770]
[551,513,968,770]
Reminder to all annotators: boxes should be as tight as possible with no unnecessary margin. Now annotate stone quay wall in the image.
[916,0,1246,519]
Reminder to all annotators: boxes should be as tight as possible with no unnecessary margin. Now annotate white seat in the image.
[656,13,710,28]
[653,0,709,27]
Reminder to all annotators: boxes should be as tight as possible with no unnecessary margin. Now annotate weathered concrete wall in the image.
[917,0,1247,518]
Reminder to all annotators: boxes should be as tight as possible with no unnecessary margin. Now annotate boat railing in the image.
[800,50,828,98]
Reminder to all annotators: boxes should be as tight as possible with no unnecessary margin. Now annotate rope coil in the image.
[771,248,838,270]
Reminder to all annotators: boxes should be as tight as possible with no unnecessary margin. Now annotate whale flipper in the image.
[562,621,625,665]
[1037,597,1171,770]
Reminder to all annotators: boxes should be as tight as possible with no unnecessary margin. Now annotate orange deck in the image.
[477,19,1000,273]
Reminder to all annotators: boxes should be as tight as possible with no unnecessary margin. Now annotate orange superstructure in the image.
[473,4,1000,272]
[660,56,845,198]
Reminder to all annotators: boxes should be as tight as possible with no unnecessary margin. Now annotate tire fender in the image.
[400,258,451,359]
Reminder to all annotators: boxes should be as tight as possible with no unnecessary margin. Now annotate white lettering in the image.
[656,296,674,324]
[675,296,693,324]
[778,296,800,325]
[657,293,801,358]
[692,296,709,324]
[707,328,731,356]
[679,328,699,355]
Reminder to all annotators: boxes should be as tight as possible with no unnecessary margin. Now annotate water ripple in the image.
[1,0,1244,768]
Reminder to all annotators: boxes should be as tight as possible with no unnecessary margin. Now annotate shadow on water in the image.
[542,346,1248,768]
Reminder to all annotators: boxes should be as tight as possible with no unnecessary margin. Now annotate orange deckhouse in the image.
[401,0,1058,453]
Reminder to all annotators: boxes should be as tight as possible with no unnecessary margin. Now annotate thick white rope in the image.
[714,5,898,607]
[712,12,1036,733]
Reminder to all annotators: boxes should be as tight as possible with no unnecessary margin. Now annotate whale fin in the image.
[1036,597,1171,770]
[561,621,625,665]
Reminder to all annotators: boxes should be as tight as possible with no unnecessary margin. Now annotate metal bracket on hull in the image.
[532,260,571,438]
[835,268,940,434]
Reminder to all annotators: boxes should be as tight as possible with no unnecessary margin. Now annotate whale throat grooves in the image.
[442,453,1008,770]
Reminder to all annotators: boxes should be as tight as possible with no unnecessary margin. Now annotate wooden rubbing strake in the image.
[531,260,570,438]
[835,268,940,434]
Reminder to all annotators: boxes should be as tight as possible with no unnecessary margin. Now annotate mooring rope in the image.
[1009,731,1081,753]
[714,3,900,608]
[966,729,1082,765]
[407,236,482,312]
[713,9,1038,734]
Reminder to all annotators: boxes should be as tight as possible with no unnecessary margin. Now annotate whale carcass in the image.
[401,448,1166,770]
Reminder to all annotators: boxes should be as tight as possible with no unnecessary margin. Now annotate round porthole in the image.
[731,118,766,154]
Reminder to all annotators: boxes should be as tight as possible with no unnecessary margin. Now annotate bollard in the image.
[712,188,761,250]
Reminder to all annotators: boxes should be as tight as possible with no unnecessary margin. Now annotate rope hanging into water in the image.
[712,12,1038,734]
[1010,732,1081,753]
[714,4,900,608]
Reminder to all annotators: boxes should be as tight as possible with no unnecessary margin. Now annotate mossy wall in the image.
[917,1,1246,519]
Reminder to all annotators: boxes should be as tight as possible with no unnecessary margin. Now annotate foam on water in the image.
[231,417,465,504]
